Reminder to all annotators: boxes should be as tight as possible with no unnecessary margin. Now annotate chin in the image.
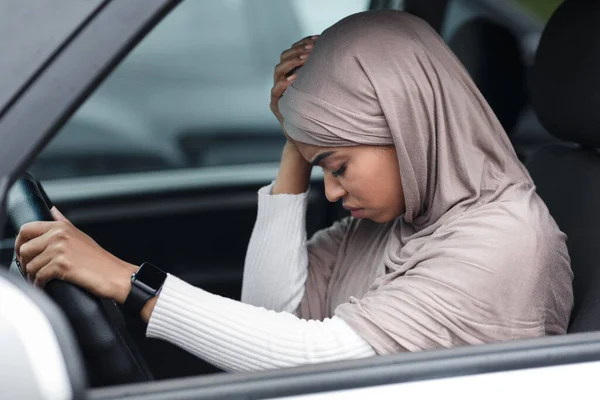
[368,210,402,224]
[368,215,391,224]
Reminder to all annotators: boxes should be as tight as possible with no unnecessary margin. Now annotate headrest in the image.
[531,0,600,148]
[449,17,525,136]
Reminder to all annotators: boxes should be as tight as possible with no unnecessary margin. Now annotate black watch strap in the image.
[123,283,154,316]
[123,262,167,316]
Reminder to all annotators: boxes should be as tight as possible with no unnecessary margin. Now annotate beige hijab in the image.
[279,10,573,353]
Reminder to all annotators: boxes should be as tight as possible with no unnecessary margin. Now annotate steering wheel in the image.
[6,172,153,387]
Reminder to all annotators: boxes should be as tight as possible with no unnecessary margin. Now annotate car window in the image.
[441,0,483,40]
[441,0,561,40]
[32,0,369,181]
[509,0,563,21]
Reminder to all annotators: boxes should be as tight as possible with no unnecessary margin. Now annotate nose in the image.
[323,173,347,203]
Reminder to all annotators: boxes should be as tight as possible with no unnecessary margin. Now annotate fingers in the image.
[289,35,320,52]
[275,35,319,82]
[20,224,71,287]
[15,221,58,258]
[271,35,318,123]
[270,75,297,115]
[33,263,61,288]
[274,49,310,83]
[279,40,316,63]
[24,250,54,283]
[51,207,72,225]
[271,75,295,98]
[274,56,305,84]
[19,233,51,267]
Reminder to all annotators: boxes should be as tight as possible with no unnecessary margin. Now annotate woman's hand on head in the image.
[270,35,318,130]
[270,36,318,194]
[15,207,137,304]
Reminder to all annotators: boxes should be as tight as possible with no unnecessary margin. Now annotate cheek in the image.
[381,157,403,197]
[343,171,383,203]
[348,154,403,210]
[382,160,405,214]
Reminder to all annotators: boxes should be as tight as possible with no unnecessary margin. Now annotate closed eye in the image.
[332,163,346,178]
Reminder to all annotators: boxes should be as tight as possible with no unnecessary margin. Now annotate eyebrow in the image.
[311,151,335,166]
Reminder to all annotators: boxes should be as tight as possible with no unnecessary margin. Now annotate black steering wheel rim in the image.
[7,172,153,387]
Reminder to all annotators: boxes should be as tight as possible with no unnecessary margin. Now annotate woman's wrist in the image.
[141,296,159,323]
[110,260,139,305]
[110,259,160,322]
[272,141,312,195]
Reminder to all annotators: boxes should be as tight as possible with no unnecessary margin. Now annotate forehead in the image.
[295,141,373,163]
[294,141,331,160]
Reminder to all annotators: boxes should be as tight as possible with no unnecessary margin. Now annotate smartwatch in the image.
[123,262,167,316]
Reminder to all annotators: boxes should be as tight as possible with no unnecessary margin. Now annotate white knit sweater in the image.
[146,184,376,372]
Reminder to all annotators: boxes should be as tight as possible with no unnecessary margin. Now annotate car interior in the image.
[448,16,526,138]
[525,0,600,333]
[1,0,599,395]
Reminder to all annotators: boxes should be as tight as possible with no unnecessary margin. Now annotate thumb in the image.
[51,207,72,224]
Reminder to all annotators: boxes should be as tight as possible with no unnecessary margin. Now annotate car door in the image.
[2,0,369,380]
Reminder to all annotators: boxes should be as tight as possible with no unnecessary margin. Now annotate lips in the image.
[343,204,365,219]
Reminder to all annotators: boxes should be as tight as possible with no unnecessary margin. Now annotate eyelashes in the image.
[332,163,347,178]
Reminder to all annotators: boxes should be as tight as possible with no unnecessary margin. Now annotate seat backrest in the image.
[525,0,600,333]
[448,17,525,135]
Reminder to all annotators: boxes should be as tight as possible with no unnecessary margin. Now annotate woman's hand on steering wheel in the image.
[15,207,137,303]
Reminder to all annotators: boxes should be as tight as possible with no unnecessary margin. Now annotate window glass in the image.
[33,0,369,181]
[509,0,562,21]
[292,0,369,35]
[442,0,563,40]
[441,0,482,40]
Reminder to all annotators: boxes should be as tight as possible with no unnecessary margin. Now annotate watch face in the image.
[135,263,167,293]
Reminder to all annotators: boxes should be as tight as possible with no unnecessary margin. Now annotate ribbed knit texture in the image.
[241,183,308,313]
[146,275,375,372]
[146,183,375,372]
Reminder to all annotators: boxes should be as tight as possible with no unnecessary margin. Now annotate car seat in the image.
[448,17,526,137]
[525,0,600,333]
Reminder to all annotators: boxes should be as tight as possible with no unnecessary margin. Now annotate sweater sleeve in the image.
[241,183,310,313]
[147,275,376,372]
[241,183,353,319]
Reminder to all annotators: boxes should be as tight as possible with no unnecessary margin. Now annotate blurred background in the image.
[512,0,562,19]
[32,0,562,182]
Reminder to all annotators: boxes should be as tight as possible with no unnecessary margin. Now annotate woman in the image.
[15,10,573,371]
